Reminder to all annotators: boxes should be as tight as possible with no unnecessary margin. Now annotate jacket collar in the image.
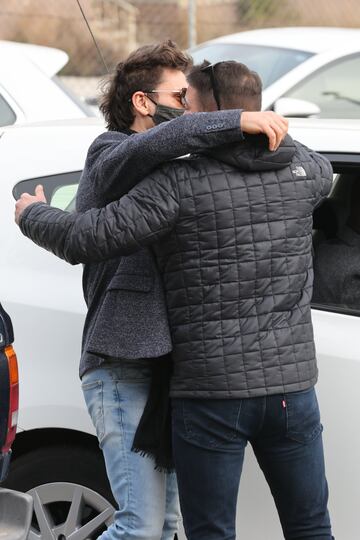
[199,134,296,172]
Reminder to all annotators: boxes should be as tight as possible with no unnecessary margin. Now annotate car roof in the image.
[0,40,68,77]
[197,27,360,54]
[289,118,360,154]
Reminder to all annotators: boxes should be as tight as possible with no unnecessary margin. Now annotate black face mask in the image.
[148,102,185,125]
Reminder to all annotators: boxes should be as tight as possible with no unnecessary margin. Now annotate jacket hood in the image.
[201,134,296,172]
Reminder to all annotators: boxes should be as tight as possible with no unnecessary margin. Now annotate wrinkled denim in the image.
[82,361,180,540]
[172,388,333,540]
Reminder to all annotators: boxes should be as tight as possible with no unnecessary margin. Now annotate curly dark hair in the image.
[99,40,192,131]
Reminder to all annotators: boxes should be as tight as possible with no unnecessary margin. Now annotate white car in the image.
[190,27,360,119]
[0,41,94,127]
[0,117,359,539]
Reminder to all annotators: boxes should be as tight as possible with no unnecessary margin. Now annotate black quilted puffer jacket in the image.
[20,135,333,398]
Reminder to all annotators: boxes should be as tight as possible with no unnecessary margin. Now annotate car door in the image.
[310,154,360,538]
[311,308,360,537]
[0,124,99,438]
[4,170,91,434]
[0,122,119,539]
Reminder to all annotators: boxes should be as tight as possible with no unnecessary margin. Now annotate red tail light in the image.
[3,345,19,453]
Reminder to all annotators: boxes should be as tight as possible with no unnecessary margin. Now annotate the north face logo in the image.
[292,166,307,177]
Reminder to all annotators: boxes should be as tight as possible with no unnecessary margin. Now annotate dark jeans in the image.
[172,388,333,540]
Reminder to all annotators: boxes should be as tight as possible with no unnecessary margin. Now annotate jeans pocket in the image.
[182,399,242,449]
[81,380,105,444]
[285,387,323,444]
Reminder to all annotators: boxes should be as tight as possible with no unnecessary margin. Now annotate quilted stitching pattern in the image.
[148,142,332,397]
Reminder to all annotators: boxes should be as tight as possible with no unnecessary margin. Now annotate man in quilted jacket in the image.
[16,61,334,540]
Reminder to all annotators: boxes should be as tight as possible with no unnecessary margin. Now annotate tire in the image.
[4,444,116,540]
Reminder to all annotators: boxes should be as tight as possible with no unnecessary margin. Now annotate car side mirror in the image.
[273,97,321,118]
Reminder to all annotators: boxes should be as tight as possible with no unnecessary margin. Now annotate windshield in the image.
[190,43,313,88]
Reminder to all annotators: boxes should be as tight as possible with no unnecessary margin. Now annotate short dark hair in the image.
[100,40,192,131]
[187,60,262,111]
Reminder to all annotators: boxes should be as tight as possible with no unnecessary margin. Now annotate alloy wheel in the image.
[27,482,115,540]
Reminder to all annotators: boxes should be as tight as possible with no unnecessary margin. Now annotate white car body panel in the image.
[289,118,360,151]
[0,119,104,436]
[312,308,360,535]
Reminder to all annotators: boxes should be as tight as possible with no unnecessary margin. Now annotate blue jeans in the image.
[82,361,180,540]
[172,388,333,540]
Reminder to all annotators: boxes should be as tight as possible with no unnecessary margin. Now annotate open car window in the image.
[312,156,360,316]
[13,172,81,212]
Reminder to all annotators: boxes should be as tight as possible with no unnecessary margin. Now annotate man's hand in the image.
[15,184,47,225]
[240,111,289,151]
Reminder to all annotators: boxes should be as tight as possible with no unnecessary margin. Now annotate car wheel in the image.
[4,445,116,540]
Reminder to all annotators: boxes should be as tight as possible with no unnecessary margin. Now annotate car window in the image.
[0,94,16,127]
[13,172,81,211]
[284,55,360,118]
[312,168,360,315]
[51,184,78,211]
[52,76,95,117]
[190,43,312,88]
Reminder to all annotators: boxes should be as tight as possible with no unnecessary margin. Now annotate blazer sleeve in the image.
[88,110,243,200]
[19,169,180,265]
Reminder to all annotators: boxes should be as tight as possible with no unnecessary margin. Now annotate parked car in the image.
[1,117,360,539]
[190,27,360,119]
[0,40,94,128]
[0,302,33,540]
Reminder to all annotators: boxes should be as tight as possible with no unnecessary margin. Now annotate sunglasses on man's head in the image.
[200,63,222,111]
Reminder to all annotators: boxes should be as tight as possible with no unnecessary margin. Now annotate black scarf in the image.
[131,354,174,472]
